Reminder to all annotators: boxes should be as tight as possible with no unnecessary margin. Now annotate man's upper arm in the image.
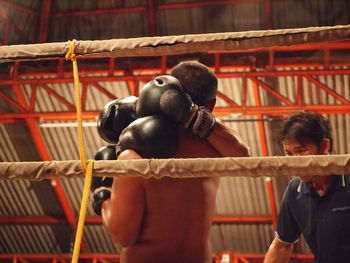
[207,119,250,157]
[276,182,301,243]
[101,149,145,247]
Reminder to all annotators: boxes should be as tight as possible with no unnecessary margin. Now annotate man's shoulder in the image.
[118,149,143,160]
[285,178,302,193]
[288,177,301,187]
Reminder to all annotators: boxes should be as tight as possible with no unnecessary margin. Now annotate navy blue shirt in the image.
[277,175,350,263]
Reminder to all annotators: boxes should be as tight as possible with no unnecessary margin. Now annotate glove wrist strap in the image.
[183,104,199,128]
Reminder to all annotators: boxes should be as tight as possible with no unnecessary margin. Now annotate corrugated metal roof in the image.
[211,224,273,253]
[84,224,120,253]
[0,224,64,253]
[1,0,350,260]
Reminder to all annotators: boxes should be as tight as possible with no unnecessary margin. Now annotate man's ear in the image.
[205,99,216,112]
[320,138,331,154]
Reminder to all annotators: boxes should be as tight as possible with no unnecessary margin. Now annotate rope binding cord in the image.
[65,40,88,173]
[65,39,94,263]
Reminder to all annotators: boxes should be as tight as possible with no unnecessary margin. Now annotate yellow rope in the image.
[71,160,94,263]
[65,40,87,173]
[65,40,92,263]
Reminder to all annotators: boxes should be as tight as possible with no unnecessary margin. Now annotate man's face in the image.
[282,138,327,182]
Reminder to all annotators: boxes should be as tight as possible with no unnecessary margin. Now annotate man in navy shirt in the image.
[263,111,350,263]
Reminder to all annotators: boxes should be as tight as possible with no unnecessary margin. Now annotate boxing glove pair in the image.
[136,75,216,139]
[97,95,179,159]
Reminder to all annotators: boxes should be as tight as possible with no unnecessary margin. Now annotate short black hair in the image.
[279,111,333,152]
[170,61,217,106]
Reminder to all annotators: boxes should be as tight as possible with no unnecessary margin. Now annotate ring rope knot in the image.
[65,40,77,61]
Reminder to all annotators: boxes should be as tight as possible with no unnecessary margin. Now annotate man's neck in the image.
[311,175,334,196]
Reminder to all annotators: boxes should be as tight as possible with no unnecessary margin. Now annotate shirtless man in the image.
[96,61,250,263]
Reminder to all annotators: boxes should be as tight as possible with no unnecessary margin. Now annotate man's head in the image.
[170,61,218,111]
[279,111,333,182]
[279,111,333,157]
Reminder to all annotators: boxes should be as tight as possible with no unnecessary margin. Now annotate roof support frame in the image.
[7,62,90,253]
[1,65,350,122]
[0,253,314,263]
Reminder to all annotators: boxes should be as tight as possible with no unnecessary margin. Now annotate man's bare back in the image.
[102,128,225,263]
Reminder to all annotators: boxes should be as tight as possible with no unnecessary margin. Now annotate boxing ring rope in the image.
[1,24,350,262]
[1,155,350,181]
[0,24,350,62]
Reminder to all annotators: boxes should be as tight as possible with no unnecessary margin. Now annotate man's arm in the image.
[263,236,293,263]
[101,149,145,247]
[207,119,250,157]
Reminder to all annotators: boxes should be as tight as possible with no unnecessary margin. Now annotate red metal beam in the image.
[0,8,10,45]
[0,0,39,15]
[264,0,273,29]
[53,6,145,17]
[39,84,76,110]
[9,64,89,252]
[2,104,350,123]
[0,217,65,224]
[157,0,263,10]
[147,0,157,36]
[52,1,263,18]
[0,253,314,262]
[38,0,52,43]
[0,91,27,112]
[2,68,350,86]
[252,80,278,229]
[0,215,272,224]
[91,82,118,100]
[2,61,349,124]
[216,252,314,262]
[303,74,350,104]
[250,77,294,106]
[209,41,350,53]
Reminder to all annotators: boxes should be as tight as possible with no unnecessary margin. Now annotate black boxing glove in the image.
[119,115,179,158]
[97,96,138,144]
[136,75,215,139]
[91,145,119,215]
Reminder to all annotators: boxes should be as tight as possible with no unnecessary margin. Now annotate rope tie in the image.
[65,40,93,263]
[65,40,87,173]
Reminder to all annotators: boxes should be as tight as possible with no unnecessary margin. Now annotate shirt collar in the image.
[297,175,346,194]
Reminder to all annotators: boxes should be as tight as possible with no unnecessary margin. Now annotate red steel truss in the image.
[1,42,350,122]
[0,253,314,263]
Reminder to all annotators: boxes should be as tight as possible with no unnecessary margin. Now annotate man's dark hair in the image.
[279,111,333,152]
[170,61,217,106]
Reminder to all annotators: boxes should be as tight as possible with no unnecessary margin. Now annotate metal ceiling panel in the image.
[158,1,263,35]
[0,180,44,216]
[50,12,147,42]
[0,124,19,161]
[216,177,269,215]
[273,0,350,29]
[84,224,120,253]
[0,224,64,253]
[210,224,273,254]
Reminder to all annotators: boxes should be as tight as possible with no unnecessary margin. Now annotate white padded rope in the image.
[1,154,350,180]
[0,25,349,62]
